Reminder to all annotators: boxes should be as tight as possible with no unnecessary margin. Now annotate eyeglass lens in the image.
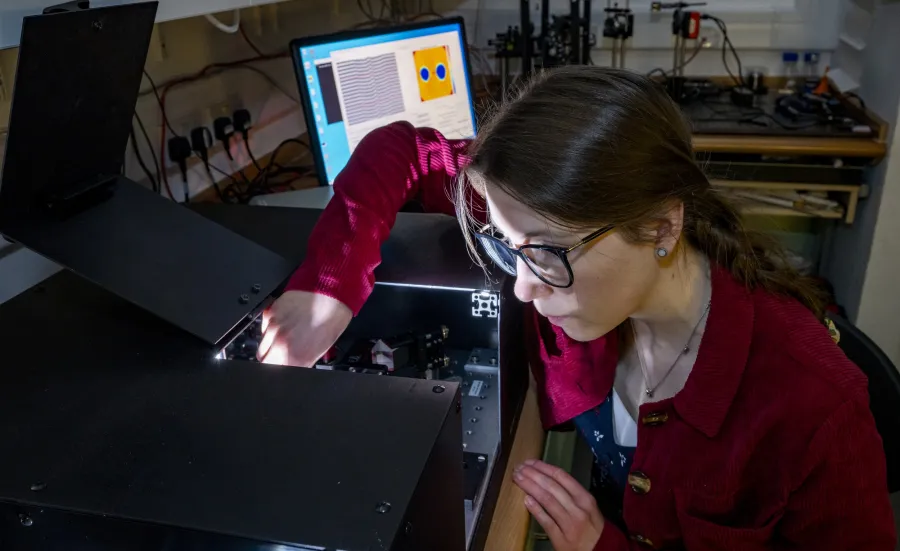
[476,234,571,286]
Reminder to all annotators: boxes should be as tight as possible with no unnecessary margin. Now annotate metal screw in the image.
[251,283,262,294]
[91,20,103,31]
[432,385,445,394]
[404,522,413,536]
[466,430,473,435]
[477,455,486,463]
[469,417,479,423]
[480,395,488,400]
[19,514,33,527]
[239,294,250,304]
[29,482,46,492]
[375,501,392,514]
[489,358,497,365]
[471,356,479,363]
[474,406,483,411]
[462,442,468,449]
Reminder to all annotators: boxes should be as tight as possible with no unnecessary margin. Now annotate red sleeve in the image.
[774,396,896,550]
[284,121,474,314]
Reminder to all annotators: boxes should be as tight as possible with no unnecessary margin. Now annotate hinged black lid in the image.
[0,2,296,347]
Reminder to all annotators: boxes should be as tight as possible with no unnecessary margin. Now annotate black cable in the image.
[704,15,744,88]
[129,126,158,193]
[133,111,161,193]
[143,70,179,136]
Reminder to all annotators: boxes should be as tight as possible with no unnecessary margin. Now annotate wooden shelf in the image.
[693,135,886,159]
[712,180,858,223]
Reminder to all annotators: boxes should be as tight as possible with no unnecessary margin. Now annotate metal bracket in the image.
[471,291,499,318]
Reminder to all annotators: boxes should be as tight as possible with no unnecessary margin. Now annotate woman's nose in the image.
[513,257,552,303]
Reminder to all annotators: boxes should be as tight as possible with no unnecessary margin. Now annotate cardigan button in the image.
[630,534,655,548]
[627,471,651,494]
[641,411,669,426]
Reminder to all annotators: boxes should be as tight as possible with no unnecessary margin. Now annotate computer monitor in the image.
[291,18,477,186]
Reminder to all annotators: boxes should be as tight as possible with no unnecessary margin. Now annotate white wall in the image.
[452,0,841,76]
[826,1,900,365]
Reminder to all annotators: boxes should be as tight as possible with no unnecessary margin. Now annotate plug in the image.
[232,108,262,171]
[190,126,214,167]
[233,108,252,141]
[191,126,226,202]
[167,135,192,202]
[213,116,235,161]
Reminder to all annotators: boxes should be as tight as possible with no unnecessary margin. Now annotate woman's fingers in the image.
[524,494,563,542]
[514,465,583,533]
[524,459,597,511]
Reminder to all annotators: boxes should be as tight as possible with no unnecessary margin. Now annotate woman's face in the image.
[485,185,663,342]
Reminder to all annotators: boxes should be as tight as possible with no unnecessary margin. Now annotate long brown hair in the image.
[456,66,828,319]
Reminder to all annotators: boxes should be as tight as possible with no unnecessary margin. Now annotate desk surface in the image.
[484,380,546,551]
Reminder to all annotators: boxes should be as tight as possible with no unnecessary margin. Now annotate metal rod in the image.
[570,0,580,65]
[521,0,532,78]
[672,35,680,75]
[541,0,550,67]
[582,0,592,65]
[500,57,510,100]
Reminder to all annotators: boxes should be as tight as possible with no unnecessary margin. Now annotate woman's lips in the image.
[546,315,569,326]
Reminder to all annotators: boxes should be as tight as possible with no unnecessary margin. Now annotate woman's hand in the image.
[513,459,604,551]
[257,290,352,367]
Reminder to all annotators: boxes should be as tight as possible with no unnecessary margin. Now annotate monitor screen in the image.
[293,19,477,185]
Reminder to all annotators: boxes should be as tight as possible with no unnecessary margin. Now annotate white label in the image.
[469,380,484,398]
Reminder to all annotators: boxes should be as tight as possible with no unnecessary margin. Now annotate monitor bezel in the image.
[289,16,476,187]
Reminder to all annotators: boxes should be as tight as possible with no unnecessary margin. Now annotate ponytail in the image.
[684,189,829,321]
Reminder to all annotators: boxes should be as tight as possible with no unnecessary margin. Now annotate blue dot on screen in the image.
[436,63,447,80]
[420,66,430,81]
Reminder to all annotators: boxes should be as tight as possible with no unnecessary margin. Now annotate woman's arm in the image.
[258,122,474,366]
[285,121,473,314]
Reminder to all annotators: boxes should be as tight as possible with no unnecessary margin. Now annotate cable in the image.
[132,111,161,193]
[130,126,158,193]
[205,10,241,34]
[143,70,178,136]
[647,39,706,80]
[239,24,266,57]
[703,15,744,88]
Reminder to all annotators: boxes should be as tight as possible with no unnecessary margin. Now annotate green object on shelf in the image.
[525,429,589,551]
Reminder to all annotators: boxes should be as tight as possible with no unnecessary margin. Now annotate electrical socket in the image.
[204,101,233,128]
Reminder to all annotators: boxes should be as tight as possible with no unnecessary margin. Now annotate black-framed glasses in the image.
[474,224,615,288]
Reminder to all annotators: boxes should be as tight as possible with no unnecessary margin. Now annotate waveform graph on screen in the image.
[414,46,454,102]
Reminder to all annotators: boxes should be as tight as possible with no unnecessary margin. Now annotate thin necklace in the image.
[631,299,712,399]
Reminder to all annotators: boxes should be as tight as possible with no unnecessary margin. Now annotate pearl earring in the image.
[656,247,668,258]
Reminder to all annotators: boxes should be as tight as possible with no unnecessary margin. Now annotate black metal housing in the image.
[0,4,528,549]
[0,2,296,347]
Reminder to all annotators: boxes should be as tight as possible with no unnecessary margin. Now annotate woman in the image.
[258,67,895,550]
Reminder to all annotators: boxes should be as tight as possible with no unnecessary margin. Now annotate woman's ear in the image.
[654,202,685,255]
